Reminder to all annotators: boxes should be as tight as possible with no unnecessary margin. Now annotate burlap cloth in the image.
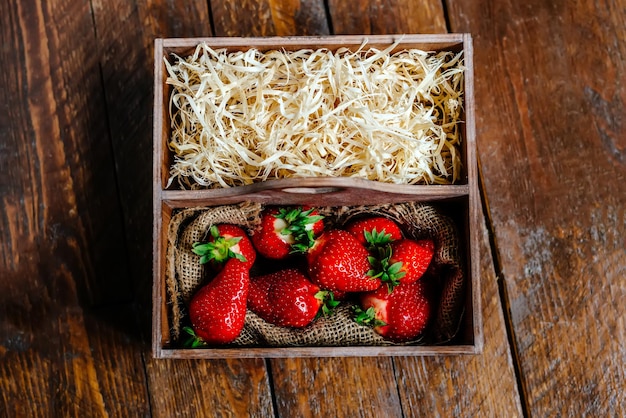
[165,201,466,347]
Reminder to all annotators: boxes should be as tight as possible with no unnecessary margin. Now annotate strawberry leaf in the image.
[275,207,324,253]
[388,262,405,276]
[353,306,387,327]
[191,243,212,254]
[290,243,311,254]
[192,233,246,265]
[210,225,220,239]
[182,326,208,348]
[366,244,405,290]
[364,228,394,249]
[228,250,247,262]
[315,290,341,317]
[366,269,384,279]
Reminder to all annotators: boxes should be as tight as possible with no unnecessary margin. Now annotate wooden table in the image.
[1,0,624,416]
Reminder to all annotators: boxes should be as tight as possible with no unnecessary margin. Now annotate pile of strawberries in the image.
[184,206,436,347]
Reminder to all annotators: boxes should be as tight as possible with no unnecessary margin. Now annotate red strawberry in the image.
[391,239,434,282]
[345,216,403,248]
[308,230,381,292]
[185,259,250,345]
[268,271,322,328]
[252,207,324,259]
[247,271,275,321]
[249,269,339,328]
[355,281,431,342]
[369,238,435,291]
[192,224,256,271]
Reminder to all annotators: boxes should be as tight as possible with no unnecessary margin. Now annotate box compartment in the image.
[153,35,481,358]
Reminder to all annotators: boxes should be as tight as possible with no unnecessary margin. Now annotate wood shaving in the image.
[165,42,465,189]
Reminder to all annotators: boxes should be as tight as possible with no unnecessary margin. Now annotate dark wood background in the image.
[1,0,624,416]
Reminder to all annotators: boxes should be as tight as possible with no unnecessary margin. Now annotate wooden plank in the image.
[89,0,209,328]
[79,305,153,416]
[270,357,403,417]
[0,301,151,417]
[145,358,274,417]
[0,1,130,306]
[328,0,447,34]
[88,0,212,331]
[137,1,212,41]
[0,0,149,415]
[447,0,626,415]
[211,0,330,36]
[267,0,331,35]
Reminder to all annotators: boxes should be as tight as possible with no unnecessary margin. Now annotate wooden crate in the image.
[152,34,482,358]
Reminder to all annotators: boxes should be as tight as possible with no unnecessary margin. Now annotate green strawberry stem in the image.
[315,290,341,317]
[367,245,405,293]
[182,326,208,348]
[363,228,395,250]
[192,225,247,264]
[274,207,324,254]
[353,306,387,328]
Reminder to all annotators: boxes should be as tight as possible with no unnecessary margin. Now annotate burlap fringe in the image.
[165,201,465,346]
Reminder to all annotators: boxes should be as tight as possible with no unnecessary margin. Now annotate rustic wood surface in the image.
[0,1,624,417]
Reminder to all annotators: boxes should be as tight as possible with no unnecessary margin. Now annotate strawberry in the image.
[369,238,435,291]
[252,206,324,259]
[247,270,276,321]
[307,229,381,292]
[249,269,339,328]
[192,224,256,271]
[345,216,403,249]
[185,258,250,345]
[355,281,431,342]
[267,271,322,328]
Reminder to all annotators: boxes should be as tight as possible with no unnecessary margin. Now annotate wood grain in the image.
[211,0,275,37]
[211,0,330,37]
[0,0,148,416]
[89,0,211,333]
[139,0,213,40]
[90,0,206,330]
[0,0,130,306]
[270,357,403,417]
[447,0,626,415]
[145,358,274,417]
[0,304,150,417]
[328,0,447,34]
[80,305,152,416]
[267,0,331,35]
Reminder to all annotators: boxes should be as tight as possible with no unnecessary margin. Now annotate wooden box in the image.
[153,34,482,358]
